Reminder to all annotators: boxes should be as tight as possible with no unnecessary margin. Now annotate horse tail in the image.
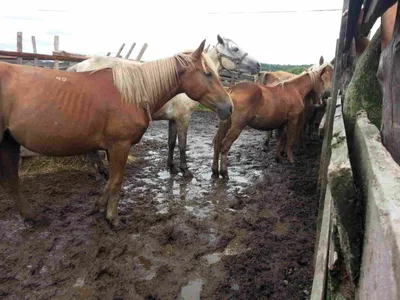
[213,116,232,155]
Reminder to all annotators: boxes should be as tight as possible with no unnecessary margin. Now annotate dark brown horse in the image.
[0,40,233,227]
[212,67,329,179]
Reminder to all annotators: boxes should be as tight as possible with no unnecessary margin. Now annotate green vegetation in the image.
[260,63,313,74]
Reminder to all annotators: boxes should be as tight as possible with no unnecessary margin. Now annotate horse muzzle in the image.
[216,100,234,120]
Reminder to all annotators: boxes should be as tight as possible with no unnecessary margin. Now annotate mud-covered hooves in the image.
[106,217,127,231]
[168,165,180,175]
[211,172,219,179]
[181,170,193,179]
[220,173,230,180]
[24,217,50,228]
[88,173,106,183]
[101,171,109,181]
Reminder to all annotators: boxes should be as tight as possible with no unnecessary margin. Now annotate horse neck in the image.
[122,58,183,116]
[207,47,223,73]
[284,73,314,98]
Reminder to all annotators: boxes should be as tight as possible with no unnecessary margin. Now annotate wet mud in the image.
[0,111,321,300]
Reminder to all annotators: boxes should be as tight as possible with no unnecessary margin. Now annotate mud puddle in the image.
[0,111,321,299]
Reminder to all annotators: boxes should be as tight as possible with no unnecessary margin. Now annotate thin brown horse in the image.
[0,40,233,227]
[212,67,328,179]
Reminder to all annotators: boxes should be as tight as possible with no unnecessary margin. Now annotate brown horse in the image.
[212,67,328,179]
[260,58,334,147]
[0,40,233,227]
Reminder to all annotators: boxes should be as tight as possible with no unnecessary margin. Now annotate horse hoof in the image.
[100,171,109,181]
[168,164,179,174]
[182,169,193,178]
[88,173,103,182]
[92,204,105,215]
[211,172,219,179]
[24,215,49,228]
[106,216,122,229]
[220,171,229,180]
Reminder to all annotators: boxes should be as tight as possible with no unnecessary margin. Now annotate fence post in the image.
[135,43,148,61]
[54,35,59,69]
[31,36,38,66]
[124,42,136,59]
[17,32,23,64]
[115,43,125,58]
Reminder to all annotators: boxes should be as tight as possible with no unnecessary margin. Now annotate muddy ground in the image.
[0,111,322,300]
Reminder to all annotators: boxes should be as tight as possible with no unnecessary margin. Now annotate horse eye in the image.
[204,71,212,77]
[233,47,239,52]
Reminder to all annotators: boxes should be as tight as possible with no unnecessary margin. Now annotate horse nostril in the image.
[229,105,233,114]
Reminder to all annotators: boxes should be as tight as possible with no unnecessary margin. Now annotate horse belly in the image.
[249,113,287,131]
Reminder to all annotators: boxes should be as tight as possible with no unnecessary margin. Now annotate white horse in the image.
[69,34,260,178]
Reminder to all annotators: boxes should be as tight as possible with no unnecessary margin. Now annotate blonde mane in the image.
[275,70,318,89]
[69,51,216,117]
[111,52,216,114]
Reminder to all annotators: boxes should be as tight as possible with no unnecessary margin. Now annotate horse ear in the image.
[319,56,324,65]
[217,34,225,45]
[191,40,206,60]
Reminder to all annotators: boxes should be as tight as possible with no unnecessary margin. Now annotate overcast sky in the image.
[0,0,380,65]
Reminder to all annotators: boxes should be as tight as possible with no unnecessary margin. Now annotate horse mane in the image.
[69,52,216,115]
[275,70,318,89]
[309,61,334,71]
[112,52,216,112]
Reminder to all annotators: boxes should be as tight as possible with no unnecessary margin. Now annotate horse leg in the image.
[176,117,192,178]
[212,119,231,178]
[220,123,245,180]
[86,151,109,181]
[0,132,40,222]
[295,113,305,151]
[264,130,273,147]
[98,142,131,227]
[275,126,286,162]
[167,120,179,174]
[285,118,299,163]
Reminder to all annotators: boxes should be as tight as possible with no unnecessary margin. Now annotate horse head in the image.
[309,56,334,103]
[214,34,261,75]
[177,40,233,120]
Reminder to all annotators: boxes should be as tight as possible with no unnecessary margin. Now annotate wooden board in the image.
[378,2,400,164]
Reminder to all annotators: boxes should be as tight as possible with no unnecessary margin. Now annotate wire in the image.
[205,8,342,15]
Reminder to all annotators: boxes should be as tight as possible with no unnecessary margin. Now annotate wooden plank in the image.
[53,50,88,58]
[361,0,397,36]
[135,43,148,61]
[0,50,90,62]
[31,36,38,66]
[53,35,59,69]
[379,2,400,164]
[315,0,348,273]
[115,43,125,58]
[17,32,23,64]
[124,42,136,59]
[310,186,332,300]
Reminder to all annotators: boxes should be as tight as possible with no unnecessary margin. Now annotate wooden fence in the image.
[219,69,257,87]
